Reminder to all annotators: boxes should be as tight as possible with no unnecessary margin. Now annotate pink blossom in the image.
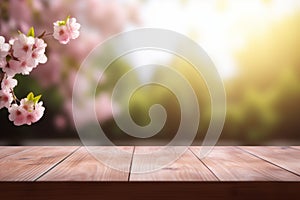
[12,34,35,60]
[8,104,26,126]
[20,98,35,112]
[53,24,70,44]
[67,18,80,39]
[31,38,47,65]
[95,93,116,122]
[20,98,45,125]
[3,59,35,76]
[29,101,45,124]
[8,98,45,126]
[1,76,17,92]
[2,60,24,76]
[0,90,13,109]
[0,59,6,69]
[53,17,81,44]
[0,36,10,69]
[0,36,10,58]
[9,38,16,45]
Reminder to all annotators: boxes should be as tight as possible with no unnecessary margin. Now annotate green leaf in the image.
[27,92,34,101]
[27,27,35,37]
[58,16,70,26]
[33,95,42,104]
[6,55,11,62]
[26,92,42,104]
[65,15,70,22]
[58,20,66,26]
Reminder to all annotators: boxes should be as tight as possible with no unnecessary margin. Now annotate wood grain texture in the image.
[240,146,300,176]
[39,146,133,181]
[190,146,300,181]
[291,146,300,150]
[130,147,218,181]
[0,146,78,181]
[0,146,28,159]
[0,146,300,182]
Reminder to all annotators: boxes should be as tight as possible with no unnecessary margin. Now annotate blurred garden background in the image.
[1,0,300,145]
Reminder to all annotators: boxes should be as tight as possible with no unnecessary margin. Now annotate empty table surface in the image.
[0,146,299,181]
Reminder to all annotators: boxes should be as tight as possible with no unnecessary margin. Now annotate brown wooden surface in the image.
[0,146,28,159]
[240,146,300,176]
[38,147,133,181]
[130,147,218,181]
[291,146,300,150]
[190,146,300,181]
[0,146,299,181]
[0,146,78,181]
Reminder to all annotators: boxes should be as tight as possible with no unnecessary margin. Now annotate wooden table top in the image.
[0,146,299,181]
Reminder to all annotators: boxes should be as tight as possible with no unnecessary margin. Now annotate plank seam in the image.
[34,146,81,181]
[127,146,135,182]
[188,147,220,181]
[236,146,300,178]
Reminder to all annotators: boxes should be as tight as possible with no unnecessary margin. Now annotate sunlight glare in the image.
[141,0,300,79]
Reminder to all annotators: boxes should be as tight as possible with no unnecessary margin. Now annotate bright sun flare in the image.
[139,0,300,79]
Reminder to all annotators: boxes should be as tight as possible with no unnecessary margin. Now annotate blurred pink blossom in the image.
[67,31,103,63]
[54,114,67,130]
[95,93,117,122]
[32,52,61,87]
[8,0,32,33]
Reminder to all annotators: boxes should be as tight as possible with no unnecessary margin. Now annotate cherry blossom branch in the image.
[10,88,20,103]
[0,16,80,126]
[39,32,54,39]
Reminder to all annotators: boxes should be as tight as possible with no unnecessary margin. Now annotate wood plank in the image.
[190,146,300,181]
[0,146,29,159]
[0,146,78,181]
[291,146,300,150]
[240,146,300,176]
[130,147,218,181]
[39,146,133,181]
[130,146,185,174]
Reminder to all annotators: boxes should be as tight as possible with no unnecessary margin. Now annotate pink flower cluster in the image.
[6,34,47,76]
[53,17,81,44]
[0,34,47,76]
[8,94,45,126]
[0,74,45,126]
